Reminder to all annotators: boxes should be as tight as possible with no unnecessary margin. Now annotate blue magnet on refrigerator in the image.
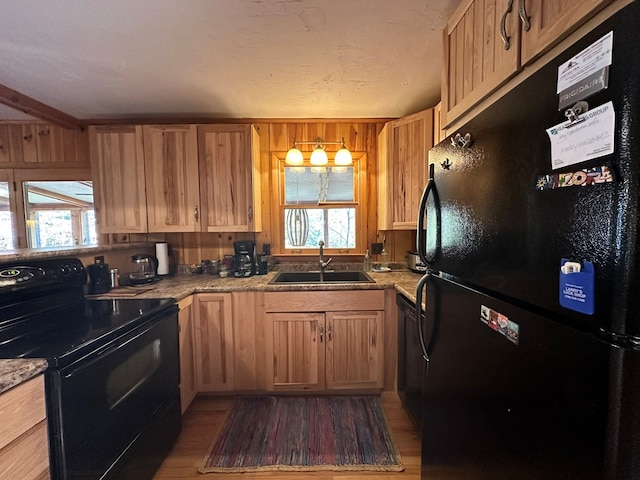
[559,259,594,315]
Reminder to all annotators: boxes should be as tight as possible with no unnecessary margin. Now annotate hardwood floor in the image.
[153,392,422,480]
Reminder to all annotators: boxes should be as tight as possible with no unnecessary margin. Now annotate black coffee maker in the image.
[233,241,256,277]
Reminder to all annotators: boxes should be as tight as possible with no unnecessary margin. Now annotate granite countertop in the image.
[0,267,424,394]
[90,268,424,304]
[0,358,48,395]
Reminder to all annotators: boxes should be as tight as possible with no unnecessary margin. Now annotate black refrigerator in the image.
[416,3,640,479]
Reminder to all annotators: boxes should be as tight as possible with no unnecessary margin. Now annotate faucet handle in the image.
[318,240,325,247]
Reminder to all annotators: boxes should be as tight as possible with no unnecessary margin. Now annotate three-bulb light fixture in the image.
[285,137,352,173]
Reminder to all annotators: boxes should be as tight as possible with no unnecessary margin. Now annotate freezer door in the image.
[427,1,640,335]
[421,275,610,479]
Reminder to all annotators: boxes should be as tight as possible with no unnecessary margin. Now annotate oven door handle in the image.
[61,312,173,377]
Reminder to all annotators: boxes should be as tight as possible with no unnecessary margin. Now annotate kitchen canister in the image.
[156,242,170,276]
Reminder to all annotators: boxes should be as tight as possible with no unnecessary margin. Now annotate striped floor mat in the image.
[199,395,404,473]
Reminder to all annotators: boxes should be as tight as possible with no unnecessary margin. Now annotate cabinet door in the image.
[325,311,384,390]
[6,124,87,166]
[520,0,611,65]
[442,0,520,127]
[89,125,148,233]
[232,292,265,391]
[378,109,433,230]
[197,124,262,232]
[194,293,234,392]
[143,125,200,232]
[177,296,197,413]
[265,312,324,391]
[433,102,446,145]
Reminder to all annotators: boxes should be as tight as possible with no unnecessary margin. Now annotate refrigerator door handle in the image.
[417,163,441,268]
[415,273,431,374]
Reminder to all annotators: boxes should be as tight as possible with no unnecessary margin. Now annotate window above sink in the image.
[271,151,368,256]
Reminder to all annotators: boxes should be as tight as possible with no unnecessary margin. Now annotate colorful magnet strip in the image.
[536,166,613,191]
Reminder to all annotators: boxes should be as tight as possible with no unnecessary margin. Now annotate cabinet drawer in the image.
[264,290,385,312]
[0,420,49,480]
[0,376,46,450]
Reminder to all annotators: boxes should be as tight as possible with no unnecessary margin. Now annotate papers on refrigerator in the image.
[546,101,615,170]
[557,31,613,94]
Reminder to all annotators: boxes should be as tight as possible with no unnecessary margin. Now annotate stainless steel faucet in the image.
[318,240,332,281]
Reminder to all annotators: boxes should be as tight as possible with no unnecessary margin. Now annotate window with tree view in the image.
[23,181,96,248]
[277,152,365,253]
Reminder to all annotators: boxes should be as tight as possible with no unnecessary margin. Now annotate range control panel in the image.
[0,258,86,291]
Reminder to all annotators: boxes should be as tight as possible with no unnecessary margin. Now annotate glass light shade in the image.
[310,148,328,166]
[285,147,304,166]
[334,147,352,165]
[310,166,327,173]
[332,166,348,174]
[289,166,306,173]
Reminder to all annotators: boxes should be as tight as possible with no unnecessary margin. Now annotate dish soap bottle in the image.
[364,249,372,271]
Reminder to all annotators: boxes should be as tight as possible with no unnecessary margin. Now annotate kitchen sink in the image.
[268,270,375,284]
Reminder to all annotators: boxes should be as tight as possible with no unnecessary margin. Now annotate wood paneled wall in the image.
[165,120,416,266]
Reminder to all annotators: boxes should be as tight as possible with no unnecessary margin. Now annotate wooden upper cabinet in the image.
[89,125,148,233]
[442,0,520,128]
[0,123,88,167]
[520,0,612,65]
[433,102,446,145]
[378,108,433,230]
[197,124,262,232]
[143,125,200,232]
[442,0,611,127]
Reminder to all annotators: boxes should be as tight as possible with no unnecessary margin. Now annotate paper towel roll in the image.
[156,242,170,275]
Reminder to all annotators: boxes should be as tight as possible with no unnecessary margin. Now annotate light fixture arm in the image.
[290,137,347,148]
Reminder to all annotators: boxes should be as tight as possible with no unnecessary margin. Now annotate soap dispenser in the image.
[364,249,372,271]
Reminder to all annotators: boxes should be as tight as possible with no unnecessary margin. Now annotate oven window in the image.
[107,338,162,409]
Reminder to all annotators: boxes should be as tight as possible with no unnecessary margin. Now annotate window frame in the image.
[11,168,93,249]
[0,169,18,250]
[270,151,368,256]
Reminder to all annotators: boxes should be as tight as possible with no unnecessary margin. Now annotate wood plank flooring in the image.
[153,392,421,480]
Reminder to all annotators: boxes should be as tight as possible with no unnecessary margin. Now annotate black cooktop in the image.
[0,297,176,367]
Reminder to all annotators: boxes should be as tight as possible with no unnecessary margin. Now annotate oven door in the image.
[48,308,180,480]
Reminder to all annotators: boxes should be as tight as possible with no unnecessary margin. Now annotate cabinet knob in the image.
[327,322,332,341]
[319,324,324,343]
[247,206,253,222]
[194,206,199,221]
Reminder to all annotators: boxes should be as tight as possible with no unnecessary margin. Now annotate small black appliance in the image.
[88,261,111,294]
[233,240,256,277]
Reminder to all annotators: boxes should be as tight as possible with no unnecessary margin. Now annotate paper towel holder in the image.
[155,242,171,276]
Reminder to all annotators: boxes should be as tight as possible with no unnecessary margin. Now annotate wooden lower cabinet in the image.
[264,290,385,392]
[325,311,384,390]
[177,296,197,413]
[231,291,264,391]
[194,293,234,392]
[0,375,50,480]
[266,312,325,391]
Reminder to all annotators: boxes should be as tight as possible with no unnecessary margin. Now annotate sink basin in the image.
[268,270,375,284]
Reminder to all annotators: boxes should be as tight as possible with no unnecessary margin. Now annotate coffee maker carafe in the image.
[233,241,256,277]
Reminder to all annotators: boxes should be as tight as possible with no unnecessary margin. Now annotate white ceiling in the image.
[0,0,460,121]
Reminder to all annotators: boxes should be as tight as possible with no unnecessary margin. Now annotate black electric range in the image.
[0,257,181,480]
